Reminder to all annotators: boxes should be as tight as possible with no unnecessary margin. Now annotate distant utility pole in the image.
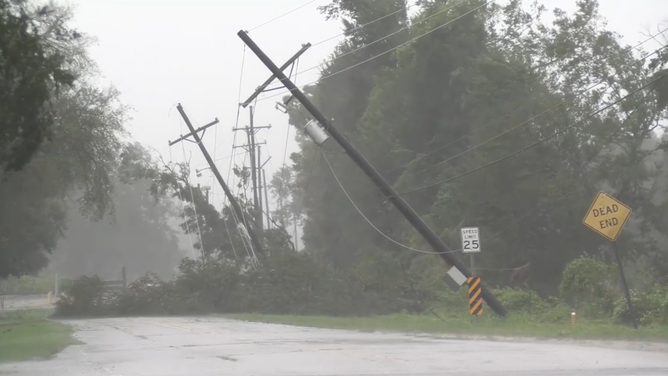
[232,106,271,231]
[238,30,508,317]
[170,103,265,257]
[262,169,271,229]
[257,145,272,230]
[248,107,260,229]
[257,145,264,229]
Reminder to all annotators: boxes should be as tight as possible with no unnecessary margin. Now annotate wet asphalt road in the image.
[0,294,51,311]
[1,316,668,376]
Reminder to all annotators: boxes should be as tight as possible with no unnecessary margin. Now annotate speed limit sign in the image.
[461,227,481,253]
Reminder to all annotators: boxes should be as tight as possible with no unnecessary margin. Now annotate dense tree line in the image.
[3,0,668,324]
[272,0,668,296]
[0,1,183,280]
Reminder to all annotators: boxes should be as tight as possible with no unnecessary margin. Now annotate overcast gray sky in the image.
[69,0,666,216]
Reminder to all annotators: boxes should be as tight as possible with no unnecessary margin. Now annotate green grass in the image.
[0,309,77,363]
[224,312,668,342]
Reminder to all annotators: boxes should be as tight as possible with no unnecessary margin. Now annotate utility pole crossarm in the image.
[168,118,219,146]
[260,156,272,169]
[232,126,272,132]
[233,141,267,150]
[237,30,507,317]
[241,43,311,108]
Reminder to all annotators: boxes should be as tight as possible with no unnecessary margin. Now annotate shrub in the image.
[559,256,618,319]
[54,276,118,317]
[613,285,668,325]
[493,286,547,313]
[53,250,452,318]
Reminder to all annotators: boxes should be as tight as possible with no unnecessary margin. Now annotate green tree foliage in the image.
[283,0,668,296]
[0,1,126,278]
[270,166,296,227]
[55,250,446,318]
[120,143,294,264]
[282,0,411,268]
[0,0,86,172]
[49,0,668,327]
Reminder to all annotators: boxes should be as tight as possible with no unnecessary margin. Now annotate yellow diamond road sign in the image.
[582,191,632,242]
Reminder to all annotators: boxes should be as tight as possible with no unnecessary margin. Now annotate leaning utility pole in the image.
[238,30,507,317]
[170,103,265,256]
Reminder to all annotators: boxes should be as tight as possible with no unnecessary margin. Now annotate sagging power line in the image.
[256,1,488,104]
[237,27,509,317]
[397,70,668,196]
[169,104,265,258]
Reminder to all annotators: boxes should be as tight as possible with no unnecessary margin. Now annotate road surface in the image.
[0,294,51,312]
[1,316,667,375]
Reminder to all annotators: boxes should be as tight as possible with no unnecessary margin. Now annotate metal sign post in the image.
[462,227,482,321]
[468,277,483,317]
[582,191,637,329]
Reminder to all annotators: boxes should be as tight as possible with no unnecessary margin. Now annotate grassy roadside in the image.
[0,309,77,364]
[224,312,668,342]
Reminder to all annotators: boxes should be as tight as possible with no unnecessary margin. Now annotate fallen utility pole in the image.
[171,103,265,256]
[238,30,507,317]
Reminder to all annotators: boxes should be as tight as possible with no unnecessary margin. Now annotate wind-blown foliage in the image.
[0,0,127,278]
[279,0,668,296]
[0,0,91,173]
[120,143,294,264]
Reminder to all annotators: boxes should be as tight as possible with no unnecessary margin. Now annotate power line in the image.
[277,120,292,215]
[178,110,206,260]
[321,149,460,256]
[293,148,319,222]
[256,204,297,252]
[397,43,668,193]
[406,81,605,178]
[257,1,488,103]
[226,44,255,263]
[168,146,197,260]
[398,71,668,196]
[210,61,239,260]
[311,2,417,48]
[247,0,318,32]
[276,56,301,223]
[385,28,668,174]
[452,97,648,254]
[265,0,447,87]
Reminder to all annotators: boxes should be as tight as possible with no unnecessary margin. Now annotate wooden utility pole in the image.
[170,103,265,256]
[262,169,271,229]
[248,107,260,230]
[232,107,270,232]
[238,30,508,316]
[257,145,264,229]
